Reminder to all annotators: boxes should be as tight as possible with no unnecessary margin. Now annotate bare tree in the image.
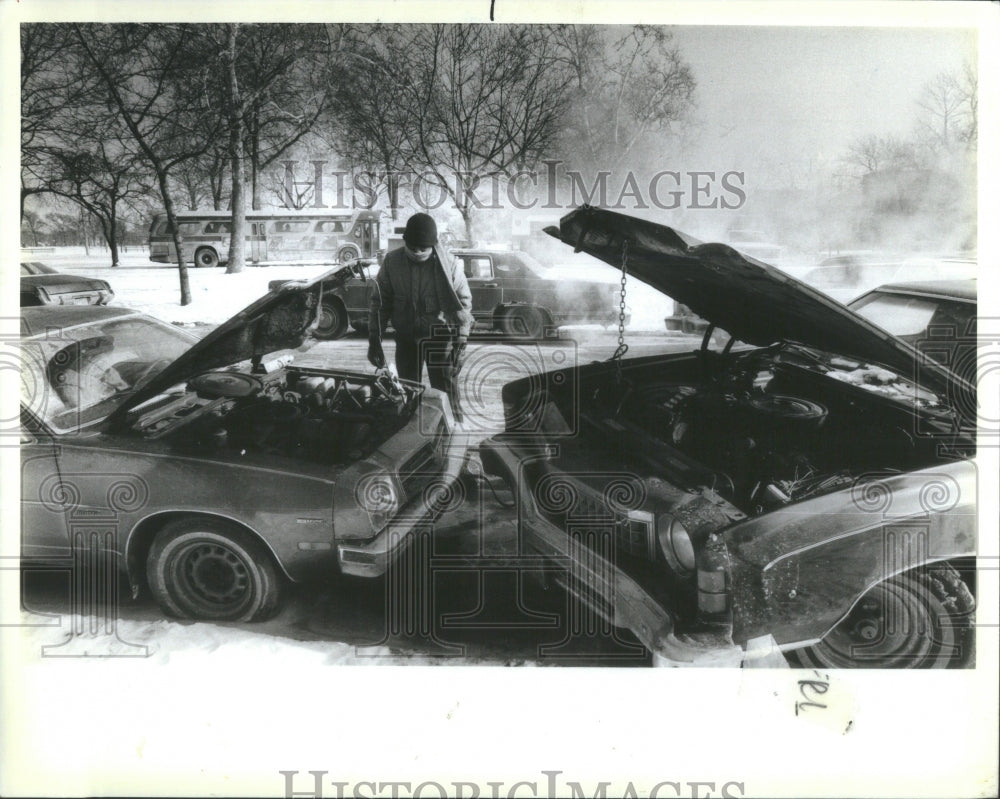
[916,71,965,150]
[550,25,696,172]
[239,24,338,210]
[400,24,576,239]
[21,209,47,247]
[328,25,416,220]
[843,133,920,176]
[20,25,89,221]
[45,139,150,267]
[957,61,977,147]
[71,23,224,305]
[220,23,247,273]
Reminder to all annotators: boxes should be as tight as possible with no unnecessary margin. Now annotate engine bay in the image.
[129,366,423,465]
[583,347,962,516]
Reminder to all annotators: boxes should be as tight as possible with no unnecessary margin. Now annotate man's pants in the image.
[395,336,464,422]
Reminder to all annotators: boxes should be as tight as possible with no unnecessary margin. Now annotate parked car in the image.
[309,249,622,340]
[19,264,461,622]
[20,262,114,307]
[848,278,976,368]
[802,255,976,304]
[481,206,977,669]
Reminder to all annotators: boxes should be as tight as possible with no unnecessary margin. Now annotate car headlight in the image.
[359,473,399,514]
[657,513,696,575]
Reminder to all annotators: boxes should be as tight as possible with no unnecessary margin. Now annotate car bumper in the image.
[480,436,747,667]
[336,444,466,578]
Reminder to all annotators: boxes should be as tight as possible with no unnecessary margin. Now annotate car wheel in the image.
[338,246,360,264]
[787,565,975,669]
[194,247,219,268]
[501,307,546,340]
[313,298,349,339]
[146,518,282,621]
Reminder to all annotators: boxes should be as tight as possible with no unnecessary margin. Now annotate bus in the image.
[148,209,382,268]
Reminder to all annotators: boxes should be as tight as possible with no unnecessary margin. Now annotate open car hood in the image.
[107,263,363,426]
[546,206,966,400]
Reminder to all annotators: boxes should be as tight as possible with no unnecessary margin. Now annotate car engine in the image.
[579,348,943,516]
[131,366,423,465]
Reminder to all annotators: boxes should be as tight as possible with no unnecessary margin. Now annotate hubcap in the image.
[175,541,251,612]
[805,579,941,667]
[317,303,338,333]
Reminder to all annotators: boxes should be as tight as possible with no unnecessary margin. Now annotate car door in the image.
[20,421,71,560]
[461,255,502,322]
[493,253,543,306]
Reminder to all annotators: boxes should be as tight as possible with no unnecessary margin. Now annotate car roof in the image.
[21,305,141,338]
[867,278,977,302]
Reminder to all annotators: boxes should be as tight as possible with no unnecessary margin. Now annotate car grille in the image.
[399,421,448,501]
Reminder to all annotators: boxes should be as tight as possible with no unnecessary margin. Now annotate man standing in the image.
[367,213,473,422]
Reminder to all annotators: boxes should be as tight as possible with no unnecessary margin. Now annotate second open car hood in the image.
[545,206,967,401]
[107,263,364,426]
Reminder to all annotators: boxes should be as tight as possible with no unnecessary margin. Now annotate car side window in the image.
[494,261,524,277]
[465,257,493,279]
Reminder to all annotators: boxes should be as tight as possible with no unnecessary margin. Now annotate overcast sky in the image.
[671,26,976,172]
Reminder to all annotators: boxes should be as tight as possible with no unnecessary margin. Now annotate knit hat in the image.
[403,213,438,247]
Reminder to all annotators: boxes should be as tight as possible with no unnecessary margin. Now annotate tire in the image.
[337,246,360,264]
[194,247,220,268]
[146,517,283,621]
[787,565,975,669]
[501,306,546,340]
[313,298,349,340]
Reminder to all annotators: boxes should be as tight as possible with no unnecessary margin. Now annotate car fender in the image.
[44,441,339,585]
[724,459,977,647]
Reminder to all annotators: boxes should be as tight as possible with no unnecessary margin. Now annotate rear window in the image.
[850,291,976,339]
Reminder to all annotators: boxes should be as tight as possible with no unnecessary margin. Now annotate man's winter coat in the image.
[368,246,473,339]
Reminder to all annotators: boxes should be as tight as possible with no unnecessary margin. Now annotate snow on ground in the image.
[24,246,341,327]
[16,610,507,666]
[24,246,677,331]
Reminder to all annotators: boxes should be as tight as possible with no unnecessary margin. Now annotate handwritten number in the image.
[795,671,830,715]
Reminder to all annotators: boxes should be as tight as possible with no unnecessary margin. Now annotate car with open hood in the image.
[19,263,461,621]
[480,206,978,668]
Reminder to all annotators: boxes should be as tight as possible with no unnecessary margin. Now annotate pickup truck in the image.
[309,248,624,340]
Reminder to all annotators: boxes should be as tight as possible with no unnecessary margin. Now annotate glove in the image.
[451,336,468,374]
[367,337,386,369]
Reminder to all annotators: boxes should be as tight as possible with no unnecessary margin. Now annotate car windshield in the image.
[21,314,196,433]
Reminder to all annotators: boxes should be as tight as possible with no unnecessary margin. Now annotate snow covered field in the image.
[21,245,677,330]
